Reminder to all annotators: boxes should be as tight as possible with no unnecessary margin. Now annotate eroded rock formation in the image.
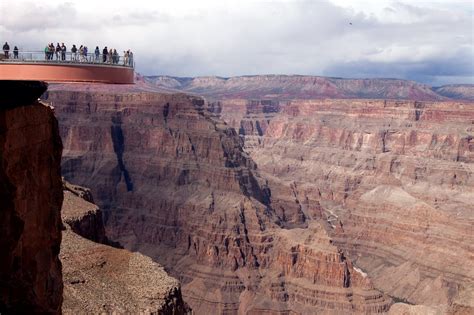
[0,81,63,313]
[61,181,190,314]
[208,98,474,313]
[46,89,392,314]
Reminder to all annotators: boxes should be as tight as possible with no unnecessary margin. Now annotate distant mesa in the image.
[144,75,474,101]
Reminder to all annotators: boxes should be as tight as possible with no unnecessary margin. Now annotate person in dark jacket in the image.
[71,44,77,61]
[102,46,108,62]
[13,46,19,59]
[3,42,10,58]
[61,43,66,61]
[48,43,54,60]
[55,43,61,60]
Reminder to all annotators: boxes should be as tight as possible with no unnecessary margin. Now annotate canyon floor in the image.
[45,76,473,314]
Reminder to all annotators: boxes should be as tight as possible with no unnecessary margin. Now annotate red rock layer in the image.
[0,90,63,313]
[145,75,447,101]
[210,98,474,311]
[47,90,391,314]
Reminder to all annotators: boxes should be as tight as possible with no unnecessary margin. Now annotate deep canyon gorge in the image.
[44,76,473,314]
[1,76,472,314]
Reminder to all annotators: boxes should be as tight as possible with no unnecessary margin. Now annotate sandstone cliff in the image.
[208,98,474,313]
[47,89,392,314]
[0,81,63,313]
[60,182,190,314]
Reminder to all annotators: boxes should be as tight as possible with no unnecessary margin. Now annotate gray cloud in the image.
[112,10,170,26]
[324,47,474,85]
[0,0,472,85]
[0,2,78,32]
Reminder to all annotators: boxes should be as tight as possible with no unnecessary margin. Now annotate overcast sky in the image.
[1,0,472,85]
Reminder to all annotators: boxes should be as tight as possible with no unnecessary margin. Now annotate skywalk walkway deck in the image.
[0,51,134,84]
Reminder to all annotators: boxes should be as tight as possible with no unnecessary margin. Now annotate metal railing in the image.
[0,51,135,68]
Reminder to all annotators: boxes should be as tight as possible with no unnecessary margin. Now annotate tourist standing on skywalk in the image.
[61,43,67,61]
[3,42,10,59]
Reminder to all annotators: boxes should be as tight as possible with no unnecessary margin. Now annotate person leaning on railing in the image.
[13,46,18,59]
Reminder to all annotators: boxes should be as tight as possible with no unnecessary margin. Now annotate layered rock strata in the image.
[0,81,63,313]
[208,98,474,312]
[47,89,392,314]
[61,182,190,314]
[145,75,449,101]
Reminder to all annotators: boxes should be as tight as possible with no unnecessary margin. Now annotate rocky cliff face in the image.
[0,81,63,313]
[208,98,474,313]
[60,181,190,314]
[47,88,392,314]
[145,75,452,101]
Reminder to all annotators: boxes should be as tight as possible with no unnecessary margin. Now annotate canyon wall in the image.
[47,88,391,314]
[61,181,190,314]
[209,98,474,312]
[0,82,63,313]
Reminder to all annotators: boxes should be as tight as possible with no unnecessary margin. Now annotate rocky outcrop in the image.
[145,75,448,101]
[61,182,190,314]
[210,98,474,312]
[0,81,63,313]
[47,89,392,314]
[62,180,122,246]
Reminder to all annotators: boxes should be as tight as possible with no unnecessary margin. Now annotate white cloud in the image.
[0,0,472,84]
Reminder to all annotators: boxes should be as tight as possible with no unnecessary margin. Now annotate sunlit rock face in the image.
[0,81,63,314]
[48,88,392,314]
[209,98,474,313]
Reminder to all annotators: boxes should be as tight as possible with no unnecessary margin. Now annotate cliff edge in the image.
[0,81,63,313]
[60,181,190,314]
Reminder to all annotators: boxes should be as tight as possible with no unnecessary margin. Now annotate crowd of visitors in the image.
[1,41,134,67]
[44,43,67,61]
